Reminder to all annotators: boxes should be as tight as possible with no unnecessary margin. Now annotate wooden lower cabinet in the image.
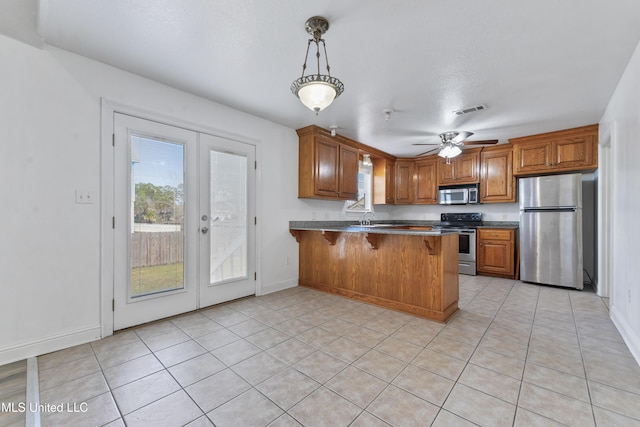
[292,229,459,322]
[477,228,516,279]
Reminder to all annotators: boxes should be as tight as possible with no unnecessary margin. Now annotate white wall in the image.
[0,35,308,364]
[599,40,640,364]
[390,202,519,222]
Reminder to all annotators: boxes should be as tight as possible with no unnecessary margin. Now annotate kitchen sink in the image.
[358,224,433,230]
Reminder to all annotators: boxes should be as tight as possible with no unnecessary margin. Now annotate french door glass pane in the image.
[209,150,247,284]
[130,135,185,298]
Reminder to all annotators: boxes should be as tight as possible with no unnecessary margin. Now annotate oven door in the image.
[457,230,476,262]
[453,229,476,275]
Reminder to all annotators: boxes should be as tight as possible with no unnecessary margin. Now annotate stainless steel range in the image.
[434,213,482,275]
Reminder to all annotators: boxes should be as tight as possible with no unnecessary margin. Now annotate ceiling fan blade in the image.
[416,147,441,157]
[463,139,499,145]
[451,131,473,143]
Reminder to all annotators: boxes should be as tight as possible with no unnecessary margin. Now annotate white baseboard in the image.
[0,325,101,366]
[258,278,298,296]
[610,309,640,366]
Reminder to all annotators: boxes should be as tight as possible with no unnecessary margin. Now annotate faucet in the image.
[359,211,375,226]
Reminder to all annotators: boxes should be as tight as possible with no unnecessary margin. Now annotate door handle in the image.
[201,227,209,234]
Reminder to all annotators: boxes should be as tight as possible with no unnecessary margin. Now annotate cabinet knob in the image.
[479,243,484,246]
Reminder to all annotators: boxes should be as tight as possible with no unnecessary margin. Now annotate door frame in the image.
[100,99,262,337]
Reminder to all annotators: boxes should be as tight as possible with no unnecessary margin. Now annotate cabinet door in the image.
[480,147,515,203]
[373,158,395,204]
[477,229,515,277]
[513,140,553,174]
[553,135,596,170]
[314,137,340,197]
[394,160,414,204]
[414,157,438,204]
[438,150,480,185]
[438,159,456,185]
[456,152,480,184]
[338,144,360,200]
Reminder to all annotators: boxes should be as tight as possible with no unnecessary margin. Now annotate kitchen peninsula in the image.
[289,222,460,322]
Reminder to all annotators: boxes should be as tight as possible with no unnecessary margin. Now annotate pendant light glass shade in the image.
[291,16,344,114]
[438,144,462,159]
[296,81,338,113]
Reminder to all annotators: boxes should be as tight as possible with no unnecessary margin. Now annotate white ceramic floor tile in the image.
[35,277,640,427]
[443,383,516,427]
[368,385,439,427]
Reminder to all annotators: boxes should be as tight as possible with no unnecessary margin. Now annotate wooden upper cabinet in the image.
[338,144,360,200]
[313,136,340,197]
[394,160,414,204]
[437,148,481,186]
[297,126,358,200]
[372,158,395,204]
[414,157,438,204]
[393,156,438,204]
[510,124,598,176]
[480,145,516,203]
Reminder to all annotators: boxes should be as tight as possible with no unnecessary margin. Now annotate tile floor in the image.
[34,275,640,426]
[0,360,26,427]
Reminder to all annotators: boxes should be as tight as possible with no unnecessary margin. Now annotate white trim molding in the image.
[611,309,640,366]
[0,325,101,366]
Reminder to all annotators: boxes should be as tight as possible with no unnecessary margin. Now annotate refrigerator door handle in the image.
[522,207,577,213]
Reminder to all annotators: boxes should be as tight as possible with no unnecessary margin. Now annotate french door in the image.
[113,114,255,330]
[199,133,256,307]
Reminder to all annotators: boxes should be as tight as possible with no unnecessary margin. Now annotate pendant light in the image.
[291,16,344,114]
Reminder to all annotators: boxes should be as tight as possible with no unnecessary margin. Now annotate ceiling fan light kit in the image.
[291,16,344,114]
[437,131,469,161]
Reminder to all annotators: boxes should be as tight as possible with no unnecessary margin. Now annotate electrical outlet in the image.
[285,256,290,265]
[629,289,632,304]
[75,190,94,204]
[312,211,316,220]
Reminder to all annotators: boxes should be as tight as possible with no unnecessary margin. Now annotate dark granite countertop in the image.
[289,221,458,236]
[476,222,519,229]
[290,220,518,230]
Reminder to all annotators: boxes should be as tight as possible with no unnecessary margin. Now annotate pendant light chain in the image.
[322,40,332,78]
[300,39,312,79]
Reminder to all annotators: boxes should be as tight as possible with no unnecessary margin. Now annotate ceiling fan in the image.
[413,131,498,159]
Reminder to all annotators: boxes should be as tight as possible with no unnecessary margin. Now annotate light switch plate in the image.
[75,190,94,204]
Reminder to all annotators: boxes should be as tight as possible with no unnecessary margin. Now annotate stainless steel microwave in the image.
[438,185,479,205]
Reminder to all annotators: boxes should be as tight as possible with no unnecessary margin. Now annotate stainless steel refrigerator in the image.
[519,173,583,289]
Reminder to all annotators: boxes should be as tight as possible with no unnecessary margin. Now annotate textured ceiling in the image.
[31,0,640,156]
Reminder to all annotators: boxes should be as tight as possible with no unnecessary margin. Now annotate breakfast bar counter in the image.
[289,223,460,322]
